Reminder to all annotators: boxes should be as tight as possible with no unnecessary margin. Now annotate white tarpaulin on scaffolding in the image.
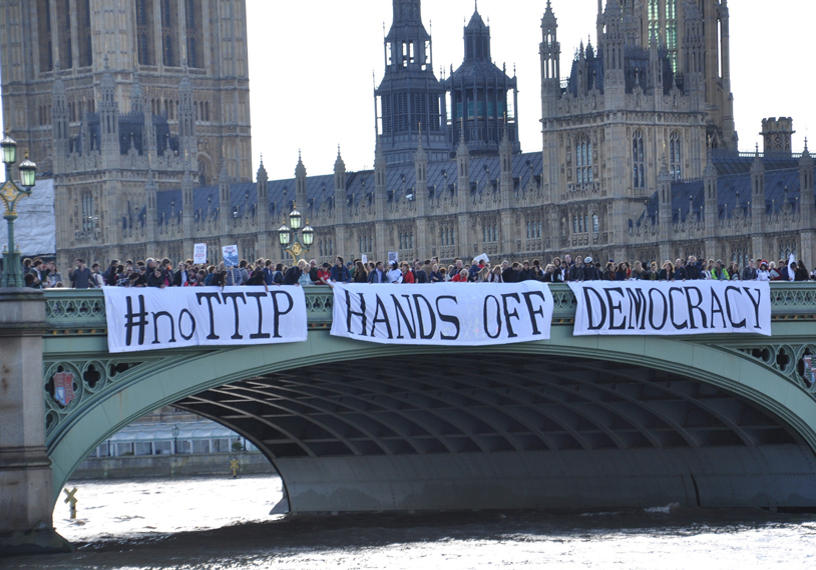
[0,179,55,258]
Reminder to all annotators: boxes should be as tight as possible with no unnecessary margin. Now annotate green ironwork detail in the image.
[726,342,816,394]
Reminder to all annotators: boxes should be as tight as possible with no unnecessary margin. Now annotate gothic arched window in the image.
[669,131,682,180]
[164,35,174,67]
[633,131,646,189]
[575,134,593,186]
[81,192,94,232]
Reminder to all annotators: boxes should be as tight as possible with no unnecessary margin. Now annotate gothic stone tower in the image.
[540,0,709,262]
[375,0,449,165]
[0,0,252,267]
[617,0,737,150]
[445,7,520,158]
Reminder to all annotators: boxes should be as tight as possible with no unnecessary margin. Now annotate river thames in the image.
[5,474,816,569]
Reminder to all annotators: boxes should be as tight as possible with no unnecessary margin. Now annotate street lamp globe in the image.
[1,133,17,165]
[18,151,36,188]
[301,222,315,247]
[277,223,291,246]
[288,205,303,231]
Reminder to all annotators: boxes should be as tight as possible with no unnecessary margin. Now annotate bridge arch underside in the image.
[175,353,816,513]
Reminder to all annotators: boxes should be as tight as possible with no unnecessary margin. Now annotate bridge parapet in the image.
[41,283,816,333]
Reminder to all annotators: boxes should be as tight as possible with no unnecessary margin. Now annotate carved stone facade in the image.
[0,0,252,267]
[4,0,815,270]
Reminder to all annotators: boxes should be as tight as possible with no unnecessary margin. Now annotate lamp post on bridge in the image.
[0,130,37,288]
[277,203,315,262]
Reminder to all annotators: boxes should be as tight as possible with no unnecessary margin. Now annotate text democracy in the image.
[569,281,772,337]
[103,287,308,353]
[331,283,554,346]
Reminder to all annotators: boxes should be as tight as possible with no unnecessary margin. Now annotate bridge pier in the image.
[0,290,71,556]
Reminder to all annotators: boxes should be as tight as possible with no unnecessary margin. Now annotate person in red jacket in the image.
[401,262,415,284]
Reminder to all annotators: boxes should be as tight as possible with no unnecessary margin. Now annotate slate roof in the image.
[447,59,513,86]
[155,152,545,226]
[639,168,809,226]
[712,153,801,176]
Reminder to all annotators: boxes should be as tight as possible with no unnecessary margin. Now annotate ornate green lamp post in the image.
[0,131,37,288]
[277,202,314,262]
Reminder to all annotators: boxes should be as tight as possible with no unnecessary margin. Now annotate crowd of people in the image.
[19,253,816,290]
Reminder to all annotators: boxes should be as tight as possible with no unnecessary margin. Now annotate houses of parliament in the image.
[0,0,812,271]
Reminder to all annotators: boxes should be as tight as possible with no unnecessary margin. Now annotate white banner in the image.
[194,243,207,264]
[331,282,554,346]
[569,281,771,337]
[103,287,308,353]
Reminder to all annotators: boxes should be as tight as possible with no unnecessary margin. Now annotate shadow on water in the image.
[7,507,816,570]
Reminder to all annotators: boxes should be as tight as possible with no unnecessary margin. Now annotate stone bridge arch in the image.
[46,327,816,513]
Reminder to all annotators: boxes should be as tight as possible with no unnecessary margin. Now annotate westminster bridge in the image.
[4,283,816,552]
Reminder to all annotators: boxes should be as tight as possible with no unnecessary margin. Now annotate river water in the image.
[6,474,816,569]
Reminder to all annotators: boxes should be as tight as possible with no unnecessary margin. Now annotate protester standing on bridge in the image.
[795,261,811,281]
[330,256,351,283]
[352,260,368,283]
[367,261,384,284]
[147,267,167,288]
[69,259,94,289]
[729,263,742,280]
[282,260,303,286]
[385,262,402,283]
[428,264,443,284]
[756,261,771,281]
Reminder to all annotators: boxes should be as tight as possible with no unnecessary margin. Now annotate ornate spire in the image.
[295,149,306,178]
[256,154,268,183]
[542,0,556,26]
[415,122,427,163]
[751,143,765,174]
[457,118,467,152]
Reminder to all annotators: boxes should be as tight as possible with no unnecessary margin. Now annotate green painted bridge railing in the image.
[42,283,816,334]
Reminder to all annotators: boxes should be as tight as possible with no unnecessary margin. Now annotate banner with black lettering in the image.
[103,287,308,353]
[331,282,554,346]
[568,281,771,337]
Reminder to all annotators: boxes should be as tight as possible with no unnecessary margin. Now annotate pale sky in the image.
[248,0,815,181]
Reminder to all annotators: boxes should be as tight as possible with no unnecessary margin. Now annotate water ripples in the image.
[4,475,816,569]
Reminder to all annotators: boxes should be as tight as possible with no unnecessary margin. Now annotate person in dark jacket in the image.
[741,259,758,281]
[353,260,369,283]
[284,260,308,285]
[308,259,320,284]
[413,261,428,283]
[795,261,811,282]
[685,256,700,280]
[368,261,385,283]
[673,259,688,281]
[568,257,586,282]
[502,261,520,283]
[517,261,536,281]
[147,268,166,288]
[70,259,94,289]
[330,256,351,283]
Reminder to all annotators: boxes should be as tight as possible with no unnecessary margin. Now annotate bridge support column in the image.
[0,290,71,555]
